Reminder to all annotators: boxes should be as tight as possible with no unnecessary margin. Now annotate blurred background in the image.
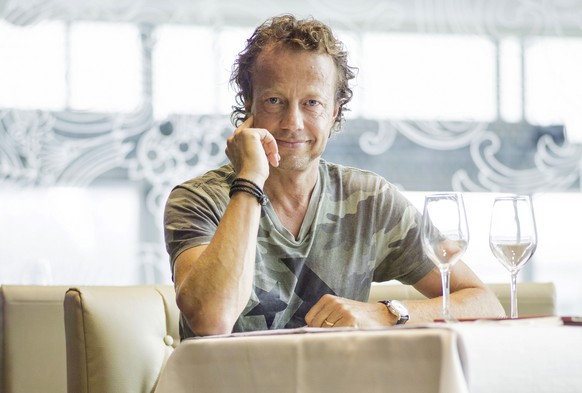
[1,0,581,315]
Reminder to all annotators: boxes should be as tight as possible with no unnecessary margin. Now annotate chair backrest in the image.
[369,282,557,317]
[0,285,70,393]
[63,285,179,393]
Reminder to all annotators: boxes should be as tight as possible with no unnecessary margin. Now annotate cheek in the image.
[251,108,279,130]
[254,107,279,123]
[312,107,336,127]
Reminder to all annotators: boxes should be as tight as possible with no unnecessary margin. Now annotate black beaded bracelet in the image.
[229,178,269,206]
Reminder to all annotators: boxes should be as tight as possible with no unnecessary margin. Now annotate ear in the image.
[332,102,340,119]
[329,102,341,136]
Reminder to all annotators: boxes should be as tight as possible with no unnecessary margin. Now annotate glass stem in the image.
[510,272,519,318]
[440,266,452,321]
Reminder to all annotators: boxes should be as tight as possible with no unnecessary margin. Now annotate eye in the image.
[267,97,280,105]
[306,99,319,107]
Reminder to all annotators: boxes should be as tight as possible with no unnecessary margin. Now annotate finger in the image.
[226,116,255,162]
[240,115,254,130]
[261,132,280,167]
[242,116,279,167]
[304,296,325,326]
[226,118,249,157]
[320,310,344,328]
[305,294,337,328]
[320,315,345,328]
[330,315,344,327]
[229,116,254,140]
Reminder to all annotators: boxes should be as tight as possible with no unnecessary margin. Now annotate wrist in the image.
[378,300,409,325]
[236,171,267,188]
[229,178,269,206]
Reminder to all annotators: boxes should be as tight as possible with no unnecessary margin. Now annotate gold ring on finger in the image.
[322,319,335,327]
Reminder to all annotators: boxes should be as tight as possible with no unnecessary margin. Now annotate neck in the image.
[264,165,318,207]
[263,164,319,239]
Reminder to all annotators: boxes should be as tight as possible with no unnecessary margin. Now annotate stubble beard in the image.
[277,151,318,172]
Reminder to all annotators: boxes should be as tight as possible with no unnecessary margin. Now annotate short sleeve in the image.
[372,187,435,285]
[163,168,232,277]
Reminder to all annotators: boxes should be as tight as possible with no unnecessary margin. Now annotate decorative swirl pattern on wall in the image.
[0,108,148,186]
[3,106,579,196]
[127,114,230,224]
[358,120,398,156]
[534,134,582,188]
[452,129,582,193]
[0,109,55,186]
[0,107,230,221]
[397,120,488,151]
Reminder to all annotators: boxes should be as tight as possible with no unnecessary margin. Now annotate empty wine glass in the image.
[421,193,469,322]
[489,195,537,319]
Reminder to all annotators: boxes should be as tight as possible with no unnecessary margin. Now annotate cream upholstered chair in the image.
[369,282,557,317]
[63,285,179,393]
[0,285,70,393]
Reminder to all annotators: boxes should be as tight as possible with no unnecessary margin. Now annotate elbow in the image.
[189,316,236,337]
[175,288,237,336]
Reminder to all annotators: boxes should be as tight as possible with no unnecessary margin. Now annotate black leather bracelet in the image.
[232,177,263,190]
[229,178,269,206]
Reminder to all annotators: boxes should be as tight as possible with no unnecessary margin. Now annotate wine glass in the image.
[489,195,537,319]
[421,193,469,322]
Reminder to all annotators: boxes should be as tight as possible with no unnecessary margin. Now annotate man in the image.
[164,14,505,339]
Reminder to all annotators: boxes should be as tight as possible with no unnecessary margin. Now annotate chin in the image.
[277,155,317,172]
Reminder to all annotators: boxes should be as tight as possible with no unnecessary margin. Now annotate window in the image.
[0,185,148,285]
[499,37,523,123]
[153,25,215,118]
[0,20,66,110]
[360,33,497,121]
[525,37,582,143]
[69,22,141,112]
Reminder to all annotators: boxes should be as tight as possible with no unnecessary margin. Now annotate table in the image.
[451,319,582,393]
[154,318,582,393]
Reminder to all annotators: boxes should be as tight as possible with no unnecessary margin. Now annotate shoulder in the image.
[166,164,234,210]
[173,164,235,194]
[318,160,416,215]
[319,159,397,195]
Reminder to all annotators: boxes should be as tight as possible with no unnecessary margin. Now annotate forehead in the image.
[253,46,337,93]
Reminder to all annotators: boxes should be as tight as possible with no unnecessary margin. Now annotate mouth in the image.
[276,139,308,149]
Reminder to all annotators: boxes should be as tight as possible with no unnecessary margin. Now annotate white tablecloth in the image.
[450,319,582,393]
[154,319,582,393]
[155,327,468,393]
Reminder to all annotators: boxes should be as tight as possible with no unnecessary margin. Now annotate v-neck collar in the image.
[263,169,323,244]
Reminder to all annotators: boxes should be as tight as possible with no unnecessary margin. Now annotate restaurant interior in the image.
[1,1,581,392]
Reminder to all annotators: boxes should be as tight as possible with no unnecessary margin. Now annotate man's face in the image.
[250,46,339,172]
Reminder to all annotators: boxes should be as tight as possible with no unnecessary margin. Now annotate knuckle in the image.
[321,293,336,302]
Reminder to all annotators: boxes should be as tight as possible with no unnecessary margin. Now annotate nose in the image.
[280,102,304,131]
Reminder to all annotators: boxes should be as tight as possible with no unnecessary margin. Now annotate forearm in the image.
[175,191,262,335]
[176,116,278,336]
[405,286,506,324]
[407,263,506,323]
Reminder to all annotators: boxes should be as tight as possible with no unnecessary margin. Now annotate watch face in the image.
[390,300,408,316]
[379,300,409,324]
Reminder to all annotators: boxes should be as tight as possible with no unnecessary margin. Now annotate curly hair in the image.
[230,14,356,132]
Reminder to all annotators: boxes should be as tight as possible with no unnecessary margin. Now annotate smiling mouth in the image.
[277,140,308,148]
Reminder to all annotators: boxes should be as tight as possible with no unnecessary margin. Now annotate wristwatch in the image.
[379,300,410,325]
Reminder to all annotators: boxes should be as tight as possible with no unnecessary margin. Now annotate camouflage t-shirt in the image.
[164,159,434,339]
